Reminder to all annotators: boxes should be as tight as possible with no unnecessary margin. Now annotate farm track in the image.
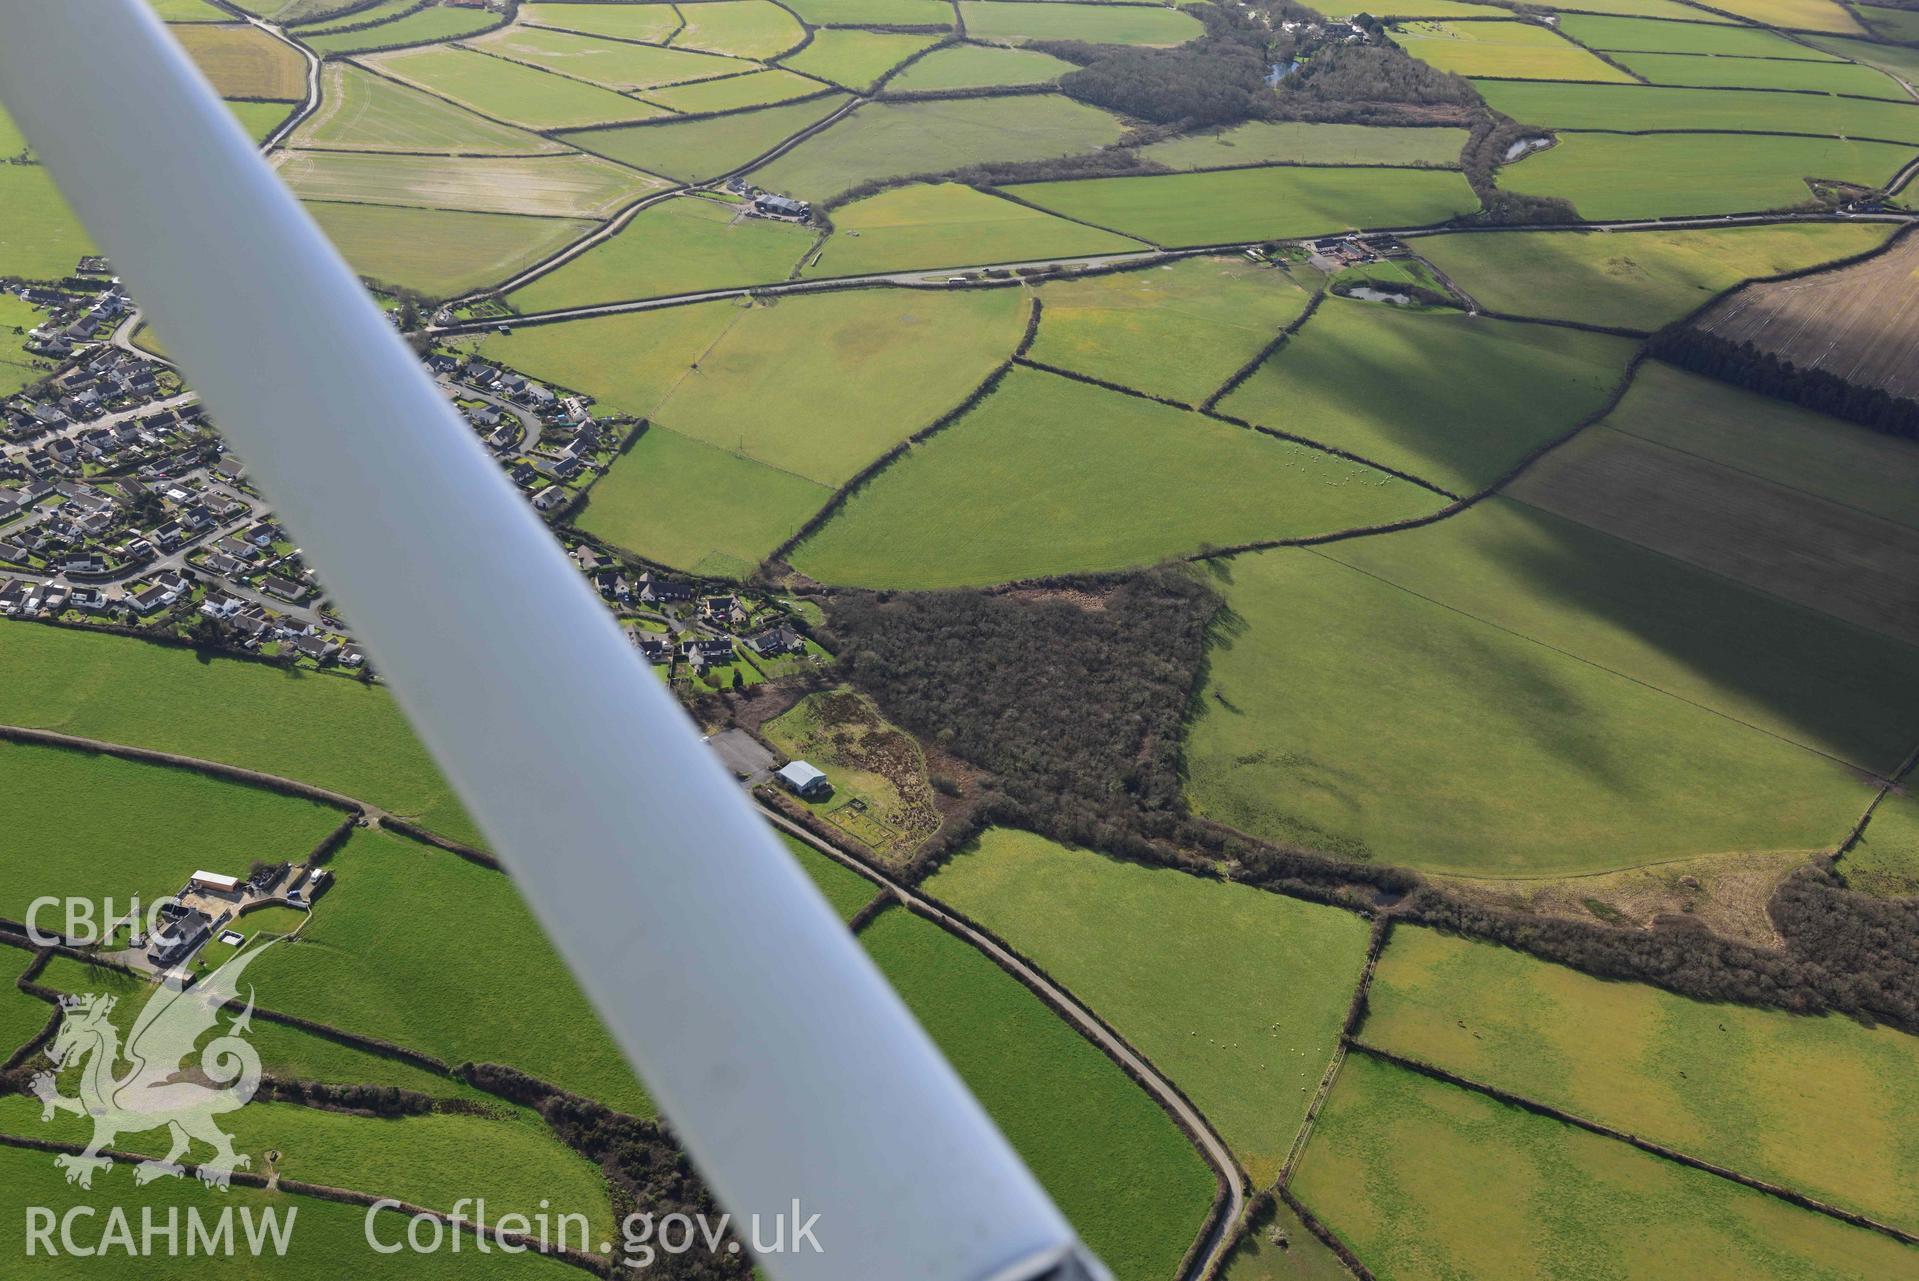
[0,717,1246,1281]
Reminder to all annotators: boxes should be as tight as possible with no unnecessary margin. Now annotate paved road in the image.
[754,803,1247,1281]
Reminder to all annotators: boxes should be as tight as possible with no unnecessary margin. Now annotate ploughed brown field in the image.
[1700,231,1919,400]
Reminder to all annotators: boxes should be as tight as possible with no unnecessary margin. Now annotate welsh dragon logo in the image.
[29,940,275,1192]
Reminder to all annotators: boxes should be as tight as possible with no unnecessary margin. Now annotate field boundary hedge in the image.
[1348,1041,1919,1247]
[1199,287,1323,411]
[0,723,367,815]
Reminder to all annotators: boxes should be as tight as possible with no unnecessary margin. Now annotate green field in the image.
[291,0,416,29]
[520,1,684,42]
[250,828,650,1114]
[1394,19,1634,80]
[1560,13,1846,55]
[229,101,297,144]
[885,42,1076,92]
[292,62,561,154]
[750,95,1130,203]
[1027,255,1315,404]
[0,741,340,924]
[471,24,754,92]
[0,621,475,845]
[1600,361,1919,533]
[300,5,506,55]
[1219,298,1636,493]
[1864,3,1919,39]
[1005,165,1479,247]
[861,907,1217,1281]
[1293,1054,1919,1281]
[781,0,956,22]
[645,287,1027,484]
[643,67,824,113]
[926,828,1370,1184]
[778,29,943,90]
[1475,80,1919,146]
[148,0,229,19]
[278,150,659,219]
[1139,120,1469,170]
[1413,222,1892,330]
[307,200,593,299]
[1365,925,1919,1233]
[0,1144,583,1281]
[1846,792,1919,897]
[0,164,94,283]
[1808,32,1919,83]
[780,831,880,919]
[576,424,830,576]
[364,45,664,130]
[560,92,852,182]
[1183,502,1886,875]
[672,0,808,59]
[1219,1197,1355,1281]
[1499,132,1919,221]
[803,183,1143,277]
[1611,49,1908,97]
[477,298,744,409]
[0,951,51,1061]
[956,1,1204,45]
[1710,0,1865,32]
[508,194,813,311]
[791,365,1442,587]
[5,1091,613,1243]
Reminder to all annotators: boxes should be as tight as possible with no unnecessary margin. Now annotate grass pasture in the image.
[277,150,660,219]
[509,193,813,311]
[1139,120,1469,170]
[790,365,1442,588]
[228,100,297,143]
[291,0,417,28]
[1700,230,1919,401]
[672,0,807,59]
[1846,793,1919,897]
[0,620,476,845]
[363,45,665,130]
[1027,255,1316,405]
[926,828,1371,1184]
[1706,0,1865,31]
[763,690,940,860]
[306,200,593,299]
[1184,512,1882,874]
[0,166,94,282]
[576,424,831,576]
[1495,132,1917,219]
[646,287,1028,485]
[0,952,49,1062]
[1810,32,1919,83]
[1005,165,1478,247]
[779,0,957,22]
[1412,221,1893,330]
[956,1,1204,46]
[803,182,1142,277]
[1510,402,1919,651]
[778,29,943,90]
[520,1,684,43]
[292,63,562,154]
[1220,297,1636,494]
[643,67,824,113]
[1611,49,1908,97]
[1364,925,1919,1233]
[560,92,852,182]
[1559,13,1844,56]
[1864,4,1919,39]
[885,42,1077,92]
[1474,81,1919,146]
[301,5,506,53]
[1293,1053,1919,1281]
[469,24,754,92]
[476,298,745,415]
[249,828,651,1114]
[0,741,339,925]
[175,24,306,99]
[148,0,230,19]
[1392,19,1634,81]
[0,1145,584,1281]
[1601,361,1919,532]
[861,907,1217,1281]
[751,96,1129,202]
